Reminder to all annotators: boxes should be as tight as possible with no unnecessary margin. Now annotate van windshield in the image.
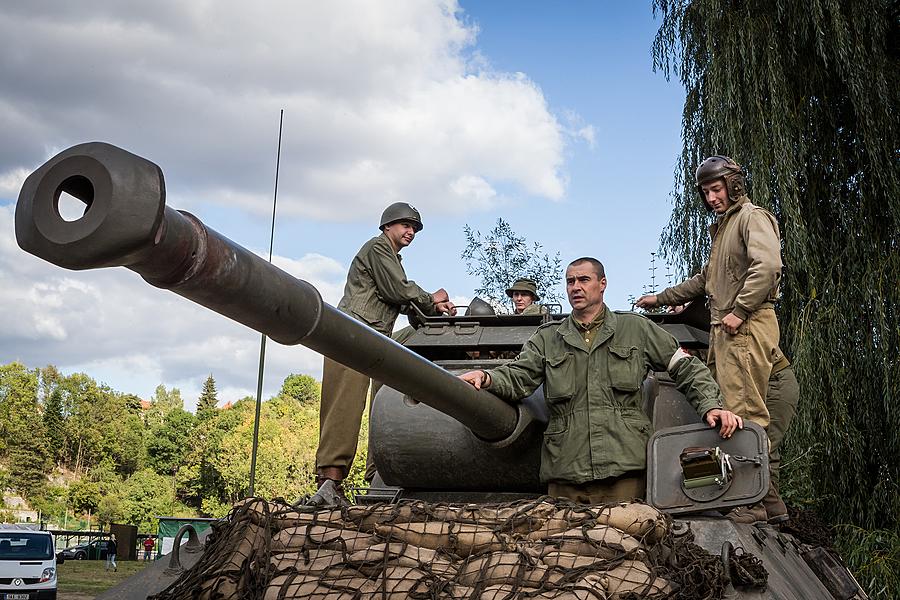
[0,533,53,560]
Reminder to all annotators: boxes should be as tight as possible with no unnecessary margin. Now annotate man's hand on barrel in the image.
[459,370,491,390]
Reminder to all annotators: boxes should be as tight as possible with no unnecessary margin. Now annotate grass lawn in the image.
[58,558,151,597]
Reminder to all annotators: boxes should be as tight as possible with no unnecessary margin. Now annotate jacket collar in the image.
[377,232,403,261]
[711,195,749,236]
[557,304,616,352]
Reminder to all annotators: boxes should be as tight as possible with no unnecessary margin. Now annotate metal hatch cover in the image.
[646,421,769,515]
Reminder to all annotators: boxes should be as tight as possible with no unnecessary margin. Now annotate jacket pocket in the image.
[544,352,575,402]
[608,345,641,392]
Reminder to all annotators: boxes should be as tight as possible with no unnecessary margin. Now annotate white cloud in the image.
[0,168,30,199]
[0,1,578,220]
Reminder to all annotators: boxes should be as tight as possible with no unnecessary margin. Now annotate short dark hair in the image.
[567,257,605,279]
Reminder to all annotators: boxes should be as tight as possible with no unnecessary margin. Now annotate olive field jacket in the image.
[337,233,436,335]
[485,306,723,484]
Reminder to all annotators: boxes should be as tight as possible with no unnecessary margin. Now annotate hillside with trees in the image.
[0,362,366,532]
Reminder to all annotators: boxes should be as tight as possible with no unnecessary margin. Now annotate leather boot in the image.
[724,503,768,525]
[762,481,789,524]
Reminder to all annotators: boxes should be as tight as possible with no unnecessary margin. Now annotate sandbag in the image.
[594,503,668,543]
[544,525,641,558]
[264,572,376,600]
[525,507,595,540]
[347,542,457,577]
[599,559,671,599]
[540,550,608,570]
[439,501,557,534]
[365,565,437,600]
[345,502,426,532]
[272,525,374,553]
[458,551,560,587]
[375,521,506,557]
[270,508,348,530]
[480,584,606,600]
[269,549,345,575]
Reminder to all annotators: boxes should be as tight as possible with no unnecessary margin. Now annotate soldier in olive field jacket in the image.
[461,257,742,504]
[314,202,456,500]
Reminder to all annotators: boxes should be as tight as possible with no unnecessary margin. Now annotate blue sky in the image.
[0,1,689,407]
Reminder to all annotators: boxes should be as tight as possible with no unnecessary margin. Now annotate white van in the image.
[0,524,59,600]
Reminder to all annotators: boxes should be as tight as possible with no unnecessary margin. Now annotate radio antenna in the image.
[250,109,284,496]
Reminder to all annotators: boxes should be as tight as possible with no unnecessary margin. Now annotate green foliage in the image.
[211,395,318,502]
[462,218,564,312]
[119,468,180,531]
[150,384,183,416]
[68,479,100,514]
[31,484,68,524]
[147,408,197,475]
[43,388,65,464]
[652,0,899,534]
[0,360,334,529]
[97,494,123,527]
[196,375,218,420]
[833,526,900,600]
[280,374,321,405]
[0,362,50,496]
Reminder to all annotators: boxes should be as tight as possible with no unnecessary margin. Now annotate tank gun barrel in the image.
[14,142,519,442]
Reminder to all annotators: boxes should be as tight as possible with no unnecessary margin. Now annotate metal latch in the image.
[680,446,732,489]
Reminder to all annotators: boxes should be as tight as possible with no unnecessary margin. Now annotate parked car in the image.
[59,539,109,561]
[0,524,59,600]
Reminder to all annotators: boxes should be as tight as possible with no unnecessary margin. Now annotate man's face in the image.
[511,291,535,313]
[382,221,417,250]
[566,263,606,313]
[701,178,732,214]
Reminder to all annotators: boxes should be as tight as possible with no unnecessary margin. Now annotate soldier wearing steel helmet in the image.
[636,156,783,524]
[506,278,545,315]
[313,202,456,503]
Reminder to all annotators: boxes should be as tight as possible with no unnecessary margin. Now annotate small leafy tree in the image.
[279,374,320,405]
[461,218,563,312]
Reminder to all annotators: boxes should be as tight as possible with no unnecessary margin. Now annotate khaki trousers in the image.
[708,308,779,428]
[548,471,646,504]
[766,366,799,488]
[316,357,371,478]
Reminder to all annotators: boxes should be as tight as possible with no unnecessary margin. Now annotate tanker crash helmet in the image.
[465,297,496,316]
[695,155,746,211]
[379,202,423,232]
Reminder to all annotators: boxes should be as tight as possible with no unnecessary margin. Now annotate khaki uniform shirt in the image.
[485,305,722,484]
[517,303,544,316]
[657,196,782,322]
[337,233,436,335]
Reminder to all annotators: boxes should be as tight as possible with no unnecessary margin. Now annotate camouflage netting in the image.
[150,497,767,600]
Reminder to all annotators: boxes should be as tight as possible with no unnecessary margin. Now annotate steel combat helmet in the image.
[379,202,423,232]
[695,155,746,210]
[465,297,496,316]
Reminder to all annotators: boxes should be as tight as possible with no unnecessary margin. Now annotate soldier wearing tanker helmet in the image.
[312,202,456,505]
[506,278,544,315]
[636,155,785,525]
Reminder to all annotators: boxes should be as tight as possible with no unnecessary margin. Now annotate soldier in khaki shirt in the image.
[638,156,783,523]
[506,277,544,315]
[314,202,456,501]
[460,257,742,503]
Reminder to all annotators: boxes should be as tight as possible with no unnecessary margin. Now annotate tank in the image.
[15,143,867,599]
